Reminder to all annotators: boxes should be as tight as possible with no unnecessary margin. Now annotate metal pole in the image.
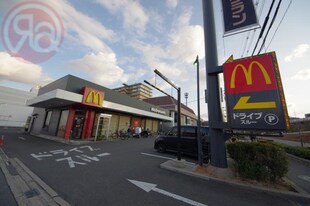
[152,69,182,161]
[177,87,181,161]
[202,0,227,168]
[195,56,203,166]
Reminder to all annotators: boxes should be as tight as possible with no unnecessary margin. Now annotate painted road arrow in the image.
[128,179,207,206]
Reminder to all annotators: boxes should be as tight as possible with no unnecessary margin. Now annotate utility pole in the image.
[202,0,227,168]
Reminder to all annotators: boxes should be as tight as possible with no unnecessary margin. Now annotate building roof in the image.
[27,75,173,121]
[143,96,197,120]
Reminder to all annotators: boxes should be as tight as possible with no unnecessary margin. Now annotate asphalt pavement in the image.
[0,130,310,206]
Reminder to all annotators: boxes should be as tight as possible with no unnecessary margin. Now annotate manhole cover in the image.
[24,189,39,198]
[298,175,310,182]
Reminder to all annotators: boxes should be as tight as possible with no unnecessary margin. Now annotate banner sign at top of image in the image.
[221,0,259,36]
[223,52,290,130]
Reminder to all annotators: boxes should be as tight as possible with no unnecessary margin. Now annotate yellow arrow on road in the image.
[234,96,276,110]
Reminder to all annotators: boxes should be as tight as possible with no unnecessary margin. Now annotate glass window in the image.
[152,121,158,133]
[92,113,100,137]
[119,116,130,132]
[109,115,119,136]
[146,119,152,131]
[44,111,52,128]
[182,127,196,137]
[57,110,69,137]
[168,127,177,136]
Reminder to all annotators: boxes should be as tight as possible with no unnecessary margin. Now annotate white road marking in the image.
[141,152,174,160]
[298,175,310,182]
[97,153,111,157]
[141,153,196,165]
[128,179,207,206]
[18,136,26,140]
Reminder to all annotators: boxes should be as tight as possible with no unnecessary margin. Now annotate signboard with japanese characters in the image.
[223,52,290,130]
[221,0,259,36]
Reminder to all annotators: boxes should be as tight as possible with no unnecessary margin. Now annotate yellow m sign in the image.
[85,90,103,107]
[230,61,271,89]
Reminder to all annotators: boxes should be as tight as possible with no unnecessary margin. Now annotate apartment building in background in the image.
[113,83,152,100]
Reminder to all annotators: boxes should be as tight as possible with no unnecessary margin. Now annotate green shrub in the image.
[282,146,310,160]
[270,142,310,160]
[227,142,288,182]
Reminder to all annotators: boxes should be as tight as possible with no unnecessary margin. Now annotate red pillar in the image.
[82,110,95,139]
[64,108,75,140]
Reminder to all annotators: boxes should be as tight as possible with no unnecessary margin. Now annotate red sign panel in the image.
[133,118,141,128]
[81,87,104,108]
[224,54,278,94]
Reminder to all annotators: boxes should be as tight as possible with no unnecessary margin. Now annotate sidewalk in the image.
[160,158,310,200]
[0,148,70,206]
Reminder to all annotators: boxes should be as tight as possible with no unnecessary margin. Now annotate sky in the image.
[0,0,309,120]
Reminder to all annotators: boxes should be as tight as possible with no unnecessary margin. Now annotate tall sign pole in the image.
[202,0,227,168]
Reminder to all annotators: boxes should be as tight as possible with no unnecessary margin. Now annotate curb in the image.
[0,148,70,206]
[287,153,310,167]
[283,177,309,195]
[30,133,94,145]
[160,160,310,200]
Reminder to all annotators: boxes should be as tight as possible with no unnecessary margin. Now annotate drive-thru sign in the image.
[223,52,290,130]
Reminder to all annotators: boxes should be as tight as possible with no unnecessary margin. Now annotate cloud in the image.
[0,52,52,86]
[166,8,205,64]
[166,0,178,9]
[129,7,204,79]
[167,25,204,64]
[161,8,205,64]
[285,44,310,62]
[68,52,129,86]
[96,0,149,35]
[291,69,310,80]
[48,0,116,53]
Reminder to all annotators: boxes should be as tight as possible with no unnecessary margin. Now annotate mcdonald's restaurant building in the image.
[26,75,173,140]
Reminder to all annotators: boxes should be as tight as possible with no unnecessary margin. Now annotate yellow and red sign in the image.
[223,52,289,130]
[81,87,104,108]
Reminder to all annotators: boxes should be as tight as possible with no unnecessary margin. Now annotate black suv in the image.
[154,125,209,162]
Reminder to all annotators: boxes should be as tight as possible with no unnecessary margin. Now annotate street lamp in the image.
[184,92,189,106]
[193,55,203,166]
[153,69,182,161]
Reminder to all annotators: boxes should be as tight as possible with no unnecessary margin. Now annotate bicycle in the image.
[111,131,119,140]
[119,130,131,140]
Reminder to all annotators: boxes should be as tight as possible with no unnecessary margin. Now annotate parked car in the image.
[154,125,209,163]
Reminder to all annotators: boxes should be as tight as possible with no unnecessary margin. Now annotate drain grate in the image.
[24,189,40,198]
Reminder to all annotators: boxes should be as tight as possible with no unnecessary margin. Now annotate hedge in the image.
[271,143,310,160]
[227,142,288,182]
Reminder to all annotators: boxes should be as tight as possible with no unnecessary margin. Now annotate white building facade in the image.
[0,86,38,127]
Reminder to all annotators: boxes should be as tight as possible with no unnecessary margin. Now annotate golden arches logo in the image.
[86,90,103,107]
[230,61,271,89]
